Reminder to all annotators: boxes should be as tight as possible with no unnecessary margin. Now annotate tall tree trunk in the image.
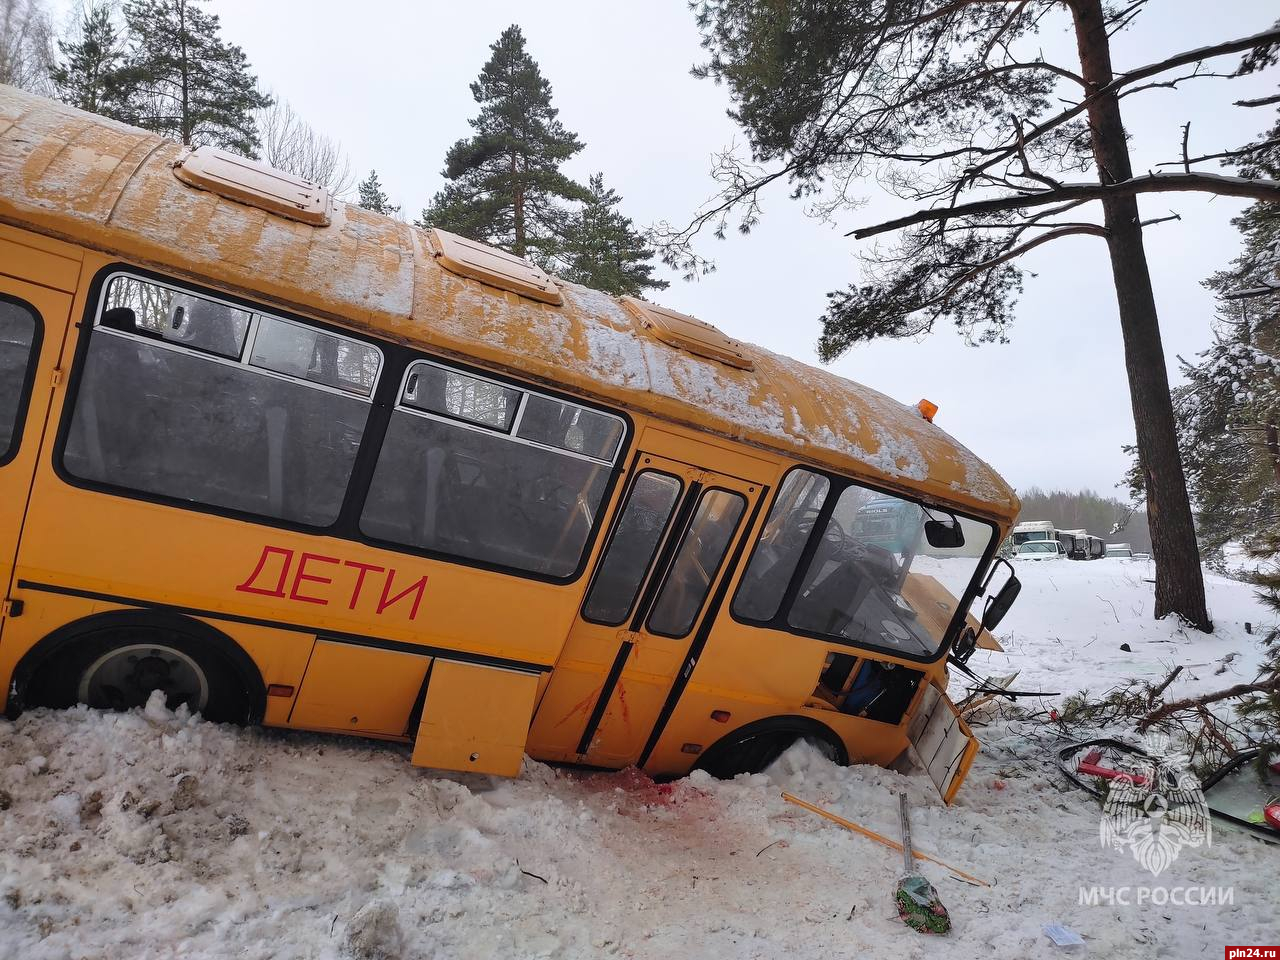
[178,0,190,146]
[1070,0,1211,631]
[511,152,525,257]
[1266,419,1280,486]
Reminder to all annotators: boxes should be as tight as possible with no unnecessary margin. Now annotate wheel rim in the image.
[77,642,210,713]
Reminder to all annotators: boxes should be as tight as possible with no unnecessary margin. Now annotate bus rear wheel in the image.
[25,624,253,723]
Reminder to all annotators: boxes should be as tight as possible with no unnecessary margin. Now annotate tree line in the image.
[2,3,665,297]
[1015,488,1152,554]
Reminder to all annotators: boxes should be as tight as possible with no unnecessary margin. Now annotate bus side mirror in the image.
[924,517,964,549]
[982,575,1022,631]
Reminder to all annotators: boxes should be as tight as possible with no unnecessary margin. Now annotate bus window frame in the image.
[644,486,748,641]
[52,263,633,587]
[579,465,685,628]
[729,464,1000,665]
[387,359,626,467]
[0,293,44,469]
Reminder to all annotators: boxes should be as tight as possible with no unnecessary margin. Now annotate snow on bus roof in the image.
[0,85,1017,521]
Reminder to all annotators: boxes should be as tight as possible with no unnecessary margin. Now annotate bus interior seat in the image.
[419,446,447,544]
[100,306,139,334]
[794,562,868,636]
[264,406,287,518]
[838,661,923,724]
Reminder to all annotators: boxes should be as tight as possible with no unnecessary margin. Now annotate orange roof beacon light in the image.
[917,399,939,423]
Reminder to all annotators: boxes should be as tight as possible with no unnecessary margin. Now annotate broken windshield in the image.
[733,468,995,658]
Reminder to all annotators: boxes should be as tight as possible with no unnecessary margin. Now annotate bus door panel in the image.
[529,443,761,768]
[0,265,75,636]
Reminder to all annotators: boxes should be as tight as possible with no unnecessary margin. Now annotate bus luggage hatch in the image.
[906,683,979,805]
[411,660,540,777]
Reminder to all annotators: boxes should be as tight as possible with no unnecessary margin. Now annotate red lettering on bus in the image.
[237,547,428,621]
[377,570,428,621]
[289,553,340,605]
[235,546,294,597]
[343,560,385,610]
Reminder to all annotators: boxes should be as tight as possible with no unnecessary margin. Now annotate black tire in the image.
[693,717,847,779]
[24,622,253,723]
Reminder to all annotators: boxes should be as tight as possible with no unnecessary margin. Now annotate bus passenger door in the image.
[529,446,762,768]
[0,256,76,637]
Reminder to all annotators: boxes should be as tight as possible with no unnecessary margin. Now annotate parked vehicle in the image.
[1013,519,1080,559]
[1106,544,1134,558]
[1011,519,1057,547]
[1015,541,1066,561]
[1063,528,1089,560]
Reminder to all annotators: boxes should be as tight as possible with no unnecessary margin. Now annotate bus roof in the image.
[0,86,1017,523]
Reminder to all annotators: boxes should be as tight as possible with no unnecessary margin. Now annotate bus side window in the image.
[360,361,625,579]
[61,273,381,527]
[731,468,830,622]
[0,299,39,463]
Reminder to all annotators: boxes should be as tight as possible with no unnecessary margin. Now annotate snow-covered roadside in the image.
[956,557,1271,711]
[1,561,1277,960]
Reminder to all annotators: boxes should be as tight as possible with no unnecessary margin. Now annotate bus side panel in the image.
[641,619,926,777]
[4,252,601,740]
[0,230,81,670]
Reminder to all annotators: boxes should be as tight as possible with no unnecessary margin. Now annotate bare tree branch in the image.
[1235,93,1280,107]
[959,25,1280,191]
[1156,137,1280,167]
[849,172,1280,239]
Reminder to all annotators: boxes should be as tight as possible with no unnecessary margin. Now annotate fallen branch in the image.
[1149,665,1184,703]
[1140,676,1280,730]
[1197,706,1239,757]
[516,860,548,884]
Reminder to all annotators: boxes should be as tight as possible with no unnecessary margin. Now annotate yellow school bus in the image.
[0,86,1021,803]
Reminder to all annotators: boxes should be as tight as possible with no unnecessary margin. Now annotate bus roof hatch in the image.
[622,297,754,371]
[172,147,332,226]
[427,228,563,306]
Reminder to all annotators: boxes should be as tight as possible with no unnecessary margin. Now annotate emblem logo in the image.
[1099,733,1211,877]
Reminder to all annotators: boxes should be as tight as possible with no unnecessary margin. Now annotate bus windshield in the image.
[733,469,994,658]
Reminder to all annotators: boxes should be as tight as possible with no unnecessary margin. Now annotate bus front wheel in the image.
[693,717,847,779]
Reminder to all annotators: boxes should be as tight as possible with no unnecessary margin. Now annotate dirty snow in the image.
[1,562,1278,959]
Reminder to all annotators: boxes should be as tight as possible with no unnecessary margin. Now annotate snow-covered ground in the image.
[1,559,1277,959]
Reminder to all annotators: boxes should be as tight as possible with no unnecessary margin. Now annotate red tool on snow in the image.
[1077,748,1149,787]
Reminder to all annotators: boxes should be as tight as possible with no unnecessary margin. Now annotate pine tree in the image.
[357,170,400,217]
[417,25,588,266]
[117,0,270,156]
[50,2,127,117]
[560,173,667,297]
[1171,112,1280,559]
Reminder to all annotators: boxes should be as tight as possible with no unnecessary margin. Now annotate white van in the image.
[1015,541,1066,561]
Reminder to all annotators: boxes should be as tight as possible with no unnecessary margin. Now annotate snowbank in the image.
[0,561,1277,959]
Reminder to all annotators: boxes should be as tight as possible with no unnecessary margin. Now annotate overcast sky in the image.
[60,0,1279,499]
